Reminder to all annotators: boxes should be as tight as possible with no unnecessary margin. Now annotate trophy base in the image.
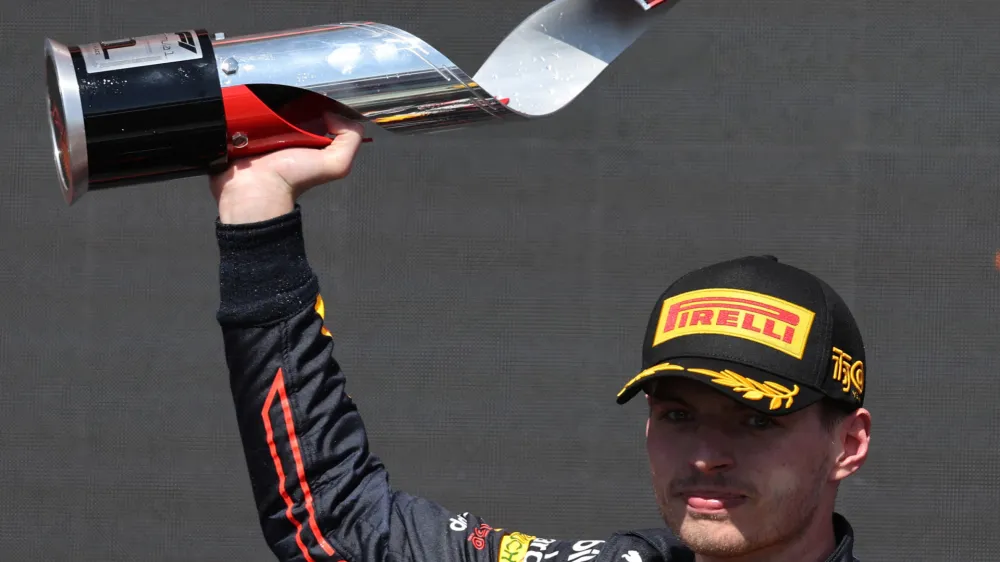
[45,38,88,205]
[44,31,229,206]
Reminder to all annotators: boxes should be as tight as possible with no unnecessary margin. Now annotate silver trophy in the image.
[44,0,678,204]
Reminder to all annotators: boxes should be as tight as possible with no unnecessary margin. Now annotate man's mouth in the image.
[676,489,749,512]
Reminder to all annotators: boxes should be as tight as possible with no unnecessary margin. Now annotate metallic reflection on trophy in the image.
[44,0,677,205]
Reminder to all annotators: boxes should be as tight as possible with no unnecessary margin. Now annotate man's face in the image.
[645,378,866,558]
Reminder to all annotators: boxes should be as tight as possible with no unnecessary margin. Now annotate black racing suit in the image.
[214,207,860,562]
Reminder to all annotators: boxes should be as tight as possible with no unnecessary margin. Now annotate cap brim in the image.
[615,357,824,415]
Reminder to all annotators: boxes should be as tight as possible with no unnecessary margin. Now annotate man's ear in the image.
[831,407,872,482]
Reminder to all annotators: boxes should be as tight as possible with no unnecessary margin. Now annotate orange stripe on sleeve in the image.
[263,368,343,560]
[275,374,337,556]
[262,369,318,562]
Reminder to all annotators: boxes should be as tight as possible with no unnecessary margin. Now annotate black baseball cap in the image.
[616,255,866,415]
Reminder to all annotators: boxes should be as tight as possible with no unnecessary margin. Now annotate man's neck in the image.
[694,513,838,562]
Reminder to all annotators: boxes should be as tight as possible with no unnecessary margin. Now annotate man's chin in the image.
[675,518,754,557]
[661,502,753,556]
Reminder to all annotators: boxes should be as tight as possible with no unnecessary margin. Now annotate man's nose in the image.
[692,456,734,473]
[689,430,735,474]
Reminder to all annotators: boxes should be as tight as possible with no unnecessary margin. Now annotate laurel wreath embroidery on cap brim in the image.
[624,363,799,411]
[685,367,799,411]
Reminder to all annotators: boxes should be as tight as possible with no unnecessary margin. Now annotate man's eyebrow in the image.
[650,392,758,415]
[649,393,692,407]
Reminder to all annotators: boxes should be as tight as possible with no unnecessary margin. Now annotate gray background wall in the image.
[2,0,999,559]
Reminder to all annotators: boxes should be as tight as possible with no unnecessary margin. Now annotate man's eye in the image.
[747,414,776,429]
[661,410,691,422]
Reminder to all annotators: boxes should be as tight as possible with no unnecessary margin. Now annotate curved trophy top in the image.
[212,0,675,133]
[472,0,668,116]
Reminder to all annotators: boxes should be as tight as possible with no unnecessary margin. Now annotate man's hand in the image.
[210,112,366,224]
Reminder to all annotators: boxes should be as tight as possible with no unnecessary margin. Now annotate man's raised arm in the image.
[215,204,526,561]
[208,114,611,562]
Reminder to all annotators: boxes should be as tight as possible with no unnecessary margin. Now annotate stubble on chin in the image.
[654,484,755,557]
[652,464,831,559]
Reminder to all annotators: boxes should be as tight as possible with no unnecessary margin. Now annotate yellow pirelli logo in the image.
[654,288,815,359]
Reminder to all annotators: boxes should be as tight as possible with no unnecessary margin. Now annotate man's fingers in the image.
[324,111,365,136]
[219,112,366,196]
[318,112,365,181]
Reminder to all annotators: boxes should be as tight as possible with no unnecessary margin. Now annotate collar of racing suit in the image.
[826,512,860,562]
[624,512,860,561]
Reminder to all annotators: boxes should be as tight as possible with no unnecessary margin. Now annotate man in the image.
[209,113,871,562]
